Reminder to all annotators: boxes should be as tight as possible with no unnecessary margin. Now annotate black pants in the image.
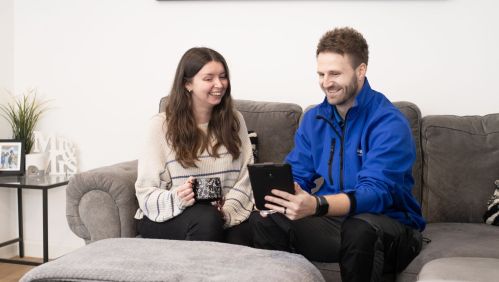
[250,212,422,282]
[138,203,252,246]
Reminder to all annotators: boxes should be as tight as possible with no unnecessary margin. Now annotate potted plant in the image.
[0,89,50,174]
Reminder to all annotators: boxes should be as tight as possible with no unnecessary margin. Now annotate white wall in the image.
[4,0,499,257]
[0,0,16,259]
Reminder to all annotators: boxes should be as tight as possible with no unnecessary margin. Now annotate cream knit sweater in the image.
[134,111,254,228]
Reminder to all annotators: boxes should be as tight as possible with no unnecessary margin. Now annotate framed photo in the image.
[0,139,25,176]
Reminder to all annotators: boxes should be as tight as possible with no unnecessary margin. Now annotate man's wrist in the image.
[314,195,329,216]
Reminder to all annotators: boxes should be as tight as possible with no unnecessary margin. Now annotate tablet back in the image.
[248,163,294,210]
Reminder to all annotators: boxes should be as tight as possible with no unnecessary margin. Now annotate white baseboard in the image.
[22,240,83,259]
[0,244,16,258]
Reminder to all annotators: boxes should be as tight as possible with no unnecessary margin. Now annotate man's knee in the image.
[341,217,380,250]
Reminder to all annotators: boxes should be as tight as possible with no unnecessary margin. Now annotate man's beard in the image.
[342,74,358,105]
[327,73,358,106]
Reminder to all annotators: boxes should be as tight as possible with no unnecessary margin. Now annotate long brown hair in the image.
[164,47,241,168]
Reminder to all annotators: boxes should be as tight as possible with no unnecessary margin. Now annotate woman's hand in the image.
[214,198,226,221]
[176,176,196,208]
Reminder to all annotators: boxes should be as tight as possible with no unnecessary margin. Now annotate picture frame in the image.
[0,139,25,176]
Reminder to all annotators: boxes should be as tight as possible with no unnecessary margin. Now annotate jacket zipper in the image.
[339,120,346,191]
[316,114,346,190]
[328,139,336,185]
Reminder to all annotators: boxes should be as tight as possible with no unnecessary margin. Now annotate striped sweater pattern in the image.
[134,111,255,228]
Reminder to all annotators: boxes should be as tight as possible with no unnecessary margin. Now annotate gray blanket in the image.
[21,238,324,282]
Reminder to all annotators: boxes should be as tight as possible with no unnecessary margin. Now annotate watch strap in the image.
[314,195,329,216]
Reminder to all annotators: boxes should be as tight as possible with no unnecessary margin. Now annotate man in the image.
[249,27,425,282]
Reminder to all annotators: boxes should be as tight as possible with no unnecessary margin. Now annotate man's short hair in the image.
[316,27,369,68]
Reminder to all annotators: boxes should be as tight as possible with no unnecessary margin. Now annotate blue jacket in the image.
[286,78,426,231]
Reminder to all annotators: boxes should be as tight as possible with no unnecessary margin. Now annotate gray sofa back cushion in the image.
[234,100,302,163]
[393,102,423,205]
[421,113,499,223]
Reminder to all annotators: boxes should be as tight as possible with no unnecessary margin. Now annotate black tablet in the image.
[247,163,295,210]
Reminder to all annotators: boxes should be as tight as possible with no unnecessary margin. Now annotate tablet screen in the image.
[247,163,295,210]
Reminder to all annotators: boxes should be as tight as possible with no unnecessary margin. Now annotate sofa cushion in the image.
[393,102,423,205]
[421,113,499,222]
[417,257,499,282]
[235,100,302,163]
[404,222,499,277]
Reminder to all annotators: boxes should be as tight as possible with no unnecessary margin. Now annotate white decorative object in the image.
[25,152,49,176]
[32,131,78,175]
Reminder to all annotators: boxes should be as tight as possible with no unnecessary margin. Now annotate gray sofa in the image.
[65,99,499,281]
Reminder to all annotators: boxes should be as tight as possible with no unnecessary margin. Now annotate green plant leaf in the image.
[0,88,51,154]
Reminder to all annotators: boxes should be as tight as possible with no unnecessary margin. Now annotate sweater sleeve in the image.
[221,111,255,228]
[134,114,185,222]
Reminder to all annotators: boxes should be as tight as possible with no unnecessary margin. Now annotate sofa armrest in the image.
[66,160,138,244]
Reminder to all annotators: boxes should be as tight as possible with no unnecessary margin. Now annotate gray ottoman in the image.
[417,257,499,282]
[21,238,324,282]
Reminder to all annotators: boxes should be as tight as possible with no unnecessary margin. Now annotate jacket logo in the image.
[357,149,363,157]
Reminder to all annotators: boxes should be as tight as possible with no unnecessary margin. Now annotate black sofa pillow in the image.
[248,130,258,163]
[483,180,499,226]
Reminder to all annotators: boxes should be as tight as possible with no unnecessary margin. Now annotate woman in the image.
[134,47,254,245]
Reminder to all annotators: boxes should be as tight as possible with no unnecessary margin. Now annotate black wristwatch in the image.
[314,195,329,216]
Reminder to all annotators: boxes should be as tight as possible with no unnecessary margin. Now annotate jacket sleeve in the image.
[135,114,185,222]
[221,111,255,228]
[285,112,320,193]
[353,112,416,214]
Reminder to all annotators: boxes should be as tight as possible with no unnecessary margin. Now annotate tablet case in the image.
[247,163,295,210]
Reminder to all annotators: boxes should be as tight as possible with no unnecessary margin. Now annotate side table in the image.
[0,174,70,265]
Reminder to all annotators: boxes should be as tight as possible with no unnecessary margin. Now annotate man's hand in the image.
[263,183,316,220]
